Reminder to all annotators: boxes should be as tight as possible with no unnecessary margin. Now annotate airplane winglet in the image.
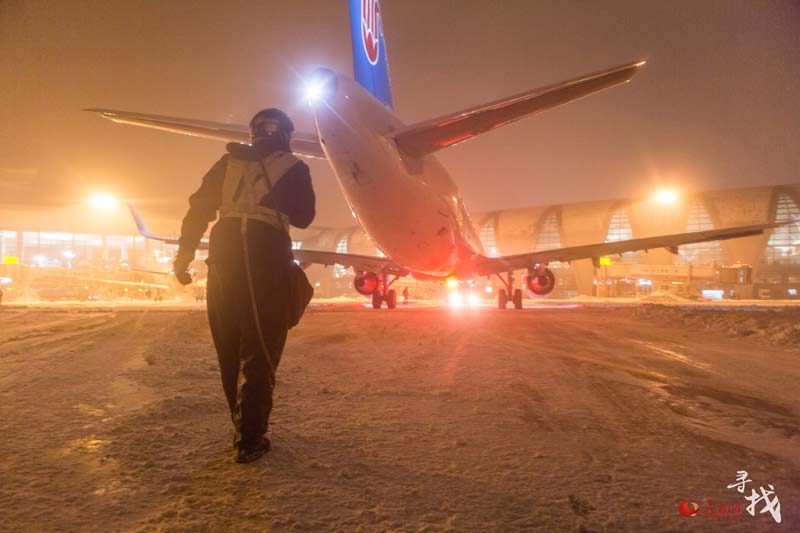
[127,204,211,249]
[127,203,157,239]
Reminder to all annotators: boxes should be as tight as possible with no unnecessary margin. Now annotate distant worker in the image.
[173,108,315,463]
[402,286,409,304]
[193,284,206,303]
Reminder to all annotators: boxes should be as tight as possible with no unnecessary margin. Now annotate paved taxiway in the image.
[1,303,798,531]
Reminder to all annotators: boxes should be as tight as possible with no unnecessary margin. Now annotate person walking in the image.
[173,108,315,463]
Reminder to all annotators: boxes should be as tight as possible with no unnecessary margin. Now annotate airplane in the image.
[87,0,793,310]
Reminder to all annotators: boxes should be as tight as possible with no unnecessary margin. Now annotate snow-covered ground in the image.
[1,303,798,531]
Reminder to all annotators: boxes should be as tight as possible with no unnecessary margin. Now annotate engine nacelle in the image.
[354,271,379,295]
[525,267,556,297]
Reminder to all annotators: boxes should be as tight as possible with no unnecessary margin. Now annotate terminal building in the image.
[1,183,798,300]
[298,183,800,300]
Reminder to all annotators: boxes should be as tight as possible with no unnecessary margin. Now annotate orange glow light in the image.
[653,189,678,204]
[90,193,119,209]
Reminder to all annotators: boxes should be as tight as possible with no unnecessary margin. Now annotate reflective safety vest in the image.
[219,151,300,231]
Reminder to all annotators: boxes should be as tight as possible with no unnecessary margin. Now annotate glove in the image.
[173,252,194,286]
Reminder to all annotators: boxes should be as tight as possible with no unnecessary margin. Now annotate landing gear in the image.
[495,271,524,310]
[386,289,397,309]
[498,288,508,309]
[512,288,523,310]
[367,270,399,309]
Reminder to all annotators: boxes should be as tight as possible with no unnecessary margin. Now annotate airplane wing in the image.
[293,249,408,276]
[473,220,794,276]
[392,60,646,158]
[76,277,171,291]
[85,108,325,159]
[128,204,406,275]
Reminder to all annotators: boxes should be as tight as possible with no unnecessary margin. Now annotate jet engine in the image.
[354,272,379,295]
[525,266,556,297]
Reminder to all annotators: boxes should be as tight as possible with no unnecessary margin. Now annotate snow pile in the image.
[637,290,691,303]
[763,322,800,345]
[634,305,800,347]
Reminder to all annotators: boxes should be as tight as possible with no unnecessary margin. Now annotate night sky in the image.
[2,0,798,228]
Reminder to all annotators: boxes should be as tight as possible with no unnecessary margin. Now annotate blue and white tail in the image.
[349,0,394,109]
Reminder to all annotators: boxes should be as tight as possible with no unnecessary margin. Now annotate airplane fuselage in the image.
[312,71,484,278]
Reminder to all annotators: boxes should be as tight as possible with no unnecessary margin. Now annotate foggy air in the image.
[1,1,799,530]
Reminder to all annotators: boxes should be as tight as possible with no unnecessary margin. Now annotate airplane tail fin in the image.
[349,0,394,109]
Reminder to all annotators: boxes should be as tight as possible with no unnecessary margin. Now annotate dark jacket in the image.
[177,142,316,266]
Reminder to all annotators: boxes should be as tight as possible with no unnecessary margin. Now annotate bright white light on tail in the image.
[304,81,325,104]
[303,68,337,105]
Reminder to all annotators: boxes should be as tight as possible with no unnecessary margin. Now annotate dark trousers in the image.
[206,260,289,449]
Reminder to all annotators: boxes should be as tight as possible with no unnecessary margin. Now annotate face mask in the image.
[251,118,282,141]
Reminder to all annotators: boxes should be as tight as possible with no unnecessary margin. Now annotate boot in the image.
[235,437,271,463]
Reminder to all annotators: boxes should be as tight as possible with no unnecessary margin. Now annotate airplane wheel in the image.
[386,289,397,309]
[513,288,523,309]
[498,288,508,309]
[372,291,383,309]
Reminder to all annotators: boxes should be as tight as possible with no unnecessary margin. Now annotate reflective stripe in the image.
[219,151,300,232]
[221,208,289,228]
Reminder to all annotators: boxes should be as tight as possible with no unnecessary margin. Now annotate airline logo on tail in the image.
[349,0,393,109]
[361,0,382,65]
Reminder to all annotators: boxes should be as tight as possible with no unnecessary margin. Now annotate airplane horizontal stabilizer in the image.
[392,60,646,158]
[474,219,794,276]
[85,109,326,159]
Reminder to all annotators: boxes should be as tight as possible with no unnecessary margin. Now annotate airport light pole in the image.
[652,189,678,204]
[89,193,121,264]
[90,193,119,210]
